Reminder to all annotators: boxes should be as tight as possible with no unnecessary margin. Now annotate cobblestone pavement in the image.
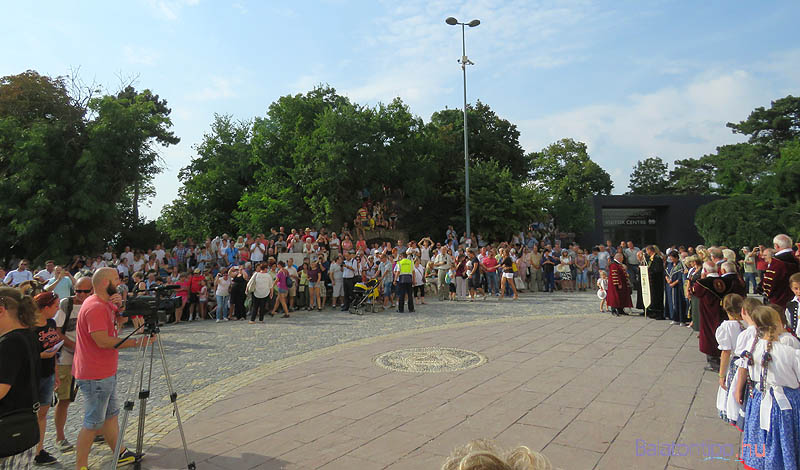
[44,290,603,469]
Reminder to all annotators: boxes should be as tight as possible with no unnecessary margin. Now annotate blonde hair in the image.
[442,440,552,470]
[722,294,743,320]
[751,306,782,341]
[741,298,761,318]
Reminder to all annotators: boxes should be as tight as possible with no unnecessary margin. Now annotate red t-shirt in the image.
[190,274,204,293]
[483,257,499,272]
[176,279,190,300]
[72,295,119,380]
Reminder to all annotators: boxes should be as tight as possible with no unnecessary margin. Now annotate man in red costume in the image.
[607,253,632,316]
[692,261,743,372]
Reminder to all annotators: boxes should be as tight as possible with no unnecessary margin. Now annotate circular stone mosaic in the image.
[373,347,487,373]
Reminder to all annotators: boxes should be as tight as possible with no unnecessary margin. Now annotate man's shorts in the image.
[55,364,76,401]
[75,375,119,430]
[288,284,297,297]
[383,280,393,297]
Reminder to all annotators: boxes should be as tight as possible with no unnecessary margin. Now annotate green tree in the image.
[667,157,715,194]
[627,157,671,195]
[0,71,179,263]
[446,160,544,240]
[695,195,779,247]
[158,115,253,240]
[529,138,613,234]
[727,95,800,160]
[88,86,179,225]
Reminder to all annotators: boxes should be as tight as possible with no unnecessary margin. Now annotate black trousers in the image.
[397,282,414,312]
[343,278,356,309]
[250,295,269,321]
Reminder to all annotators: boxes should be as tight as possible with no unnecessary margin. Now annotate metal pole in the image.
[461,23,471,237]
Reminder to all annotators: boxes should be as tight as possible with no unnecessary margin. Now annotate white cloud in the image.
[190,76,239,101]
[145,0,200,20]
[516,65,797,193]
[123,46,158,66]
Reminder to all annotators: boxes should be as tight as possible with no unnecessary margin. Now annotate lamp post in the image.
[445,16,480,239]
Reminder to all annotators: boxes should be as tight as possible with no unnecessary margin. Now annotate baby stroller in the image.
[350,278,380,315]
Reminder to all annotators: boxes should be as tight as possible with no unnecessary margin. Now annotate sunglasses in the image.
[76,289,92,294]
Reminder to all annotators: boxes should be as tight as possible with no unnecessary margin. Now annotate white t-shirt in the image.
[250,242,266,262]
[54,297,80,365]
[117,263,129,277]
[329,262,343,282]
[3,269,33,286]
[35,269,55,282]
[154,249,166,263]
[215,277,231,296]
[121,251,135,266]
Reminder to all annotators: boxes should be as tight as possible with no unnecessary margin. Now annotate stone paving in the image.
[43,292,744,469]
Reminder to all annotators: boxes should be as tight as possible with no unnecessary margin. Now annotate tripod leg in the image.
[112,336,150,470]
[154,333,196,470]
[134,337,157,468]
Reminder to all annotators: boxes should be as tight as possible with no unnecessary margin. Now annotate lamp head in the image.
[468,19,480,27]
[445,17,458,25]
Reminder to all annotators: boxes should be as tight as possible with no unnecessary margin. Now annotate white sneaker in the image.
[224,318,230,321]
[215,319,220,323]
[670,321,678,325]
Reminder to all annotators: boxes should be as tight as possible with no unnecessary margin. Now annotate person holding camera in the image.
[73,268,152,470]
[0,288,39,470]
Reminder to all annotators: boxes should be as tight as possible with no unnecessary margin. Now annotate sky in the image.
[3,1,799,221]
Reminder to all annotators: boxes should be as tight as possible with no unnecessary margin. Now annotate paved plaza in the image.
[46,292,743,469]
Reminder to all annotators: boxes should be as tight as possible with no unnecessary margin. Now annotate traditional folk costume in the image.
[786,296,800,338]
[741,336,800,470]
[665,260,687,324]
[716,320,746,424]
[688,266,702,332]
[762,249,799,311]
[645,253,665,320]
[607,259,632,316]
[731,331,800,432]
[692,273,745,370]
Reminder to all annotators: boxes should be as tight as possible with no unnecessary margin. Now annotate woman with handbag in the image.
[0,288,40,469]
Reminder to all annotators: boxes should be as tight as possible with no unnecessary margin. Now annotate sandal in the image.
[282,314,291,318]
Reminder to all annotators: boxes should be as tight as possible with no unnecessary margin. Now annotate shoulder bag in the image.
[0,330,40,458]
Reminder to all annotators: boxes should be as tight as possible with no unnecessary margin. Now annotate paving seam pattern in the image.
[586,318,696,470]
[88,312,599,468]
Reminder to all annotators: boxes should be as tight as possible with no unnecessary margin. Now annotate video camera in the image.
[123,285,183,322]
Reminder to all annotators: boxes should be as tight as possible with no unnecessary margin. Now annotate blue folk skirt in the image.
[742,386,800,470]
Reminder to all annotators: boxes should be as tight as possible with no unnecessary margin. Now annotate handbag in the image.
[0,330,40,458]
[244,293,253,310]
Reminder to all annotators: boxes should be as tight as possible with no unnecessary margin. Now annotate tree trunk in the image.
[132,179,140,224]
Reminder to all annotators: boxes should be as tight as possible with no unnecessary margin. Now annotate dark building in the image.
[586,195,721,248]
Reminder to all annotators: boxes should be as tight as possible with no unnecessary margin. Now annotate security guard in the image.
[393,252,415,313]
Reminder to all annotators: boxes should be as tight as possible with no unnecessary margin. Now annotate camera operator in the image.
[73,268,152,470]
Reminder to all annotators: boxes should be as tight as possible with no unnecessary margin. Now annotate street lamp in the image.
[445,16,480,238]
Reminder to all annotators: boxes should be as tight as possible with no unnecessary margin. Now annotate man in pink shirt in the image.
[73,268,152,470]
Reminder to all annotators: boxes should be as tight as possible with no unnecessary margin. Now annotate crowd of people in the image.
[601,233,800,469]
[3,226,800,469]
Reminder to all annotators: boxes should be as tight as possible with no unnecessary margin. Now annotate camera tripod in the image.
[112,319,195,469]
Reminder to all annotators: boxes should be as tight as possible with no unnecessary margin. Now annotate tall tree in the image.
[158,115,253,240]
[667,157,715,194]
[627,157,671,195]
[89,86,179,225]
[727,95,800,160]
[529,138,613,234]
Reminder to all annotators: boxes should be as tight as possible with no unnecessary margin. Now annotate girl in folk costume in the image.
[736,306,800,470]
[729,298,763,431]
[716,294,745,424]
[597,270,608,313]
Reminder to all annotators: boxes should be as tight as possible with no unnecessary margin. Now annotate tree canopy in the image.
[0,71,176,264]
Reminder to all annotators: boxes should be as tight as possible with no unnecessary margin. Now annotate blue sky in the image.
[3,1,799,220]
